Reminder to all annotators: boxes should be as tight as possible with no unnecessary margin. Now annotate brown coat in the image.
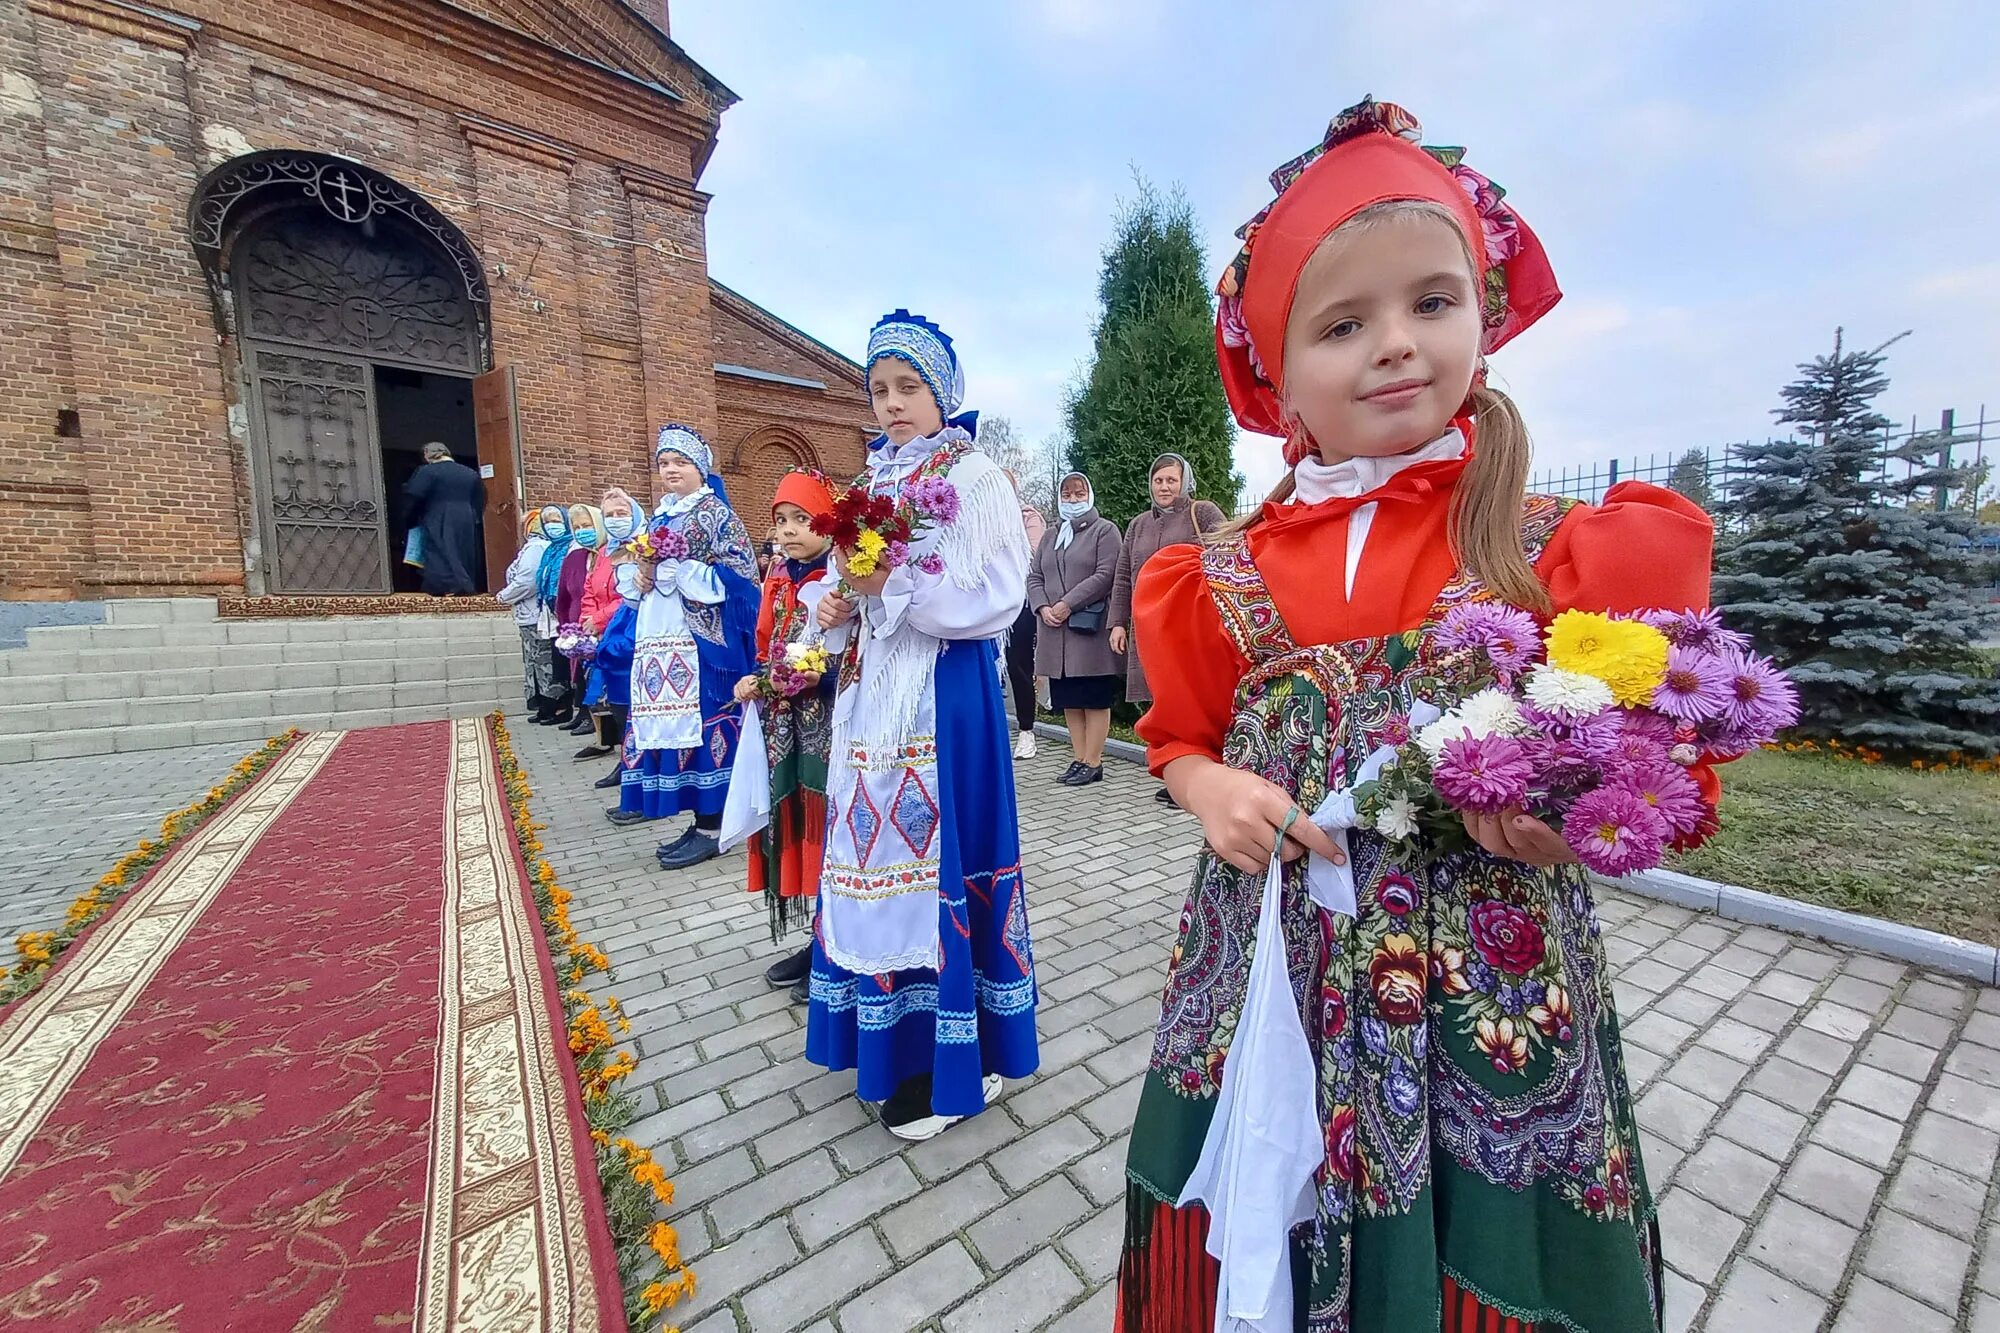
[1028,511,1124,681]
[1107,497,1225,702]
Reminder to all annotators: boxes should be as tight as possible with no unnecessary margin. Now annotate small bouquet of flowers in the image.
[1353,606,1799,876]
[752,641,832,701]
[811,477,960,579]
[553,620,598,661]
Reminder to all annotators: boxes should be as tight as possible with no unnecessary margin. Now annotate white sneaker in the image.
[1014,730,1037,760]
[883,1075,1006,1143]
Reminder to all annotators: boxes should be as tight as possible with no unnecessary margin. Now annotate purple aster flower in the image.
[1612,757,1707,835]
[1562,787,1671,877]
[915,553,945,577]
[1652,645,1733,724]
[1524,732,1604,796]
[1717,646,1800,737]
[1434,734,1534,815]
[1436,603,1545,682]
[1640,608,1748,652]
[887,539,912,568]
[904,476,961,525]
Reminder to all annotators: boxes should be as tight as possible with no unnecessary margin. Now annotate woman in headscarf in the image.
[496,505,570,723]
[1003,471,1047,761]
[553,502,604,737]
[1107,453,1225,804]
[607,425,761,873]
[575,488,644,763]
[1028,470,1124,785]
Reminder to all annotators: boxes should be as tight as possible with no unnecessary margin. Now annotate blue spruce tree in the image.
[1713,331,2000,756]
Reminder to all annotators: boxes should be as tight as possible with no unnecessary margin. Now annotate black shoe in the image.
[1056,761,1085,784]
[606,806,651,826]
[765,945,812,989]
[658,831,720,870]
[789,976,810,1005]
[1154,786,1178,807]
[531,706,558,725]
[594,767,624,790]
[653,826,697,860]
[1062,763,1104,786]
[573,743,613,761]
[547,706,575,726]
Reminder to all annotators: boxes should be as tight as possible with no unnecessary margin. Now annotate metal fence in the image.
[1529,406,1994,511]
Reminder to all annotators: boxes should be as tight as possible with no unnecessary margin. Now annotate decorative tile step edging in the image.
[1036,722,2000,986]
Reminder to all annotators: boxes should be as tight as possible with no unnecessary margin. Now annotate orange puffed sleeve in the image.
[1538,481,1715,615]
[1133,543,1249,776]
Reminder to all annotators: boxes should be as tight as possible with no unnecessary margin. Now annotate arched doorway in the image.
[189,153,518,595]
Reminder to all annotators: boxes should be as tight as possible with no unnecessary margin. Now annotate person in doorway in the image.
[733,469,841,1005]
[497,506,561,719]
[611,425,761,872]
[1005,473,1047,761]
[1108,453,1225,805]
[806,309,1039,1142]
[554,503,604,738]
[1029,471,1123,785]
[401,441,485,596]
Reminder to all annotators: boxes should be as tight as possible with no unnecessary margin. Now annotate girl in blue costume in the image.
[807,311,1041,1141]
[611,425,761,871]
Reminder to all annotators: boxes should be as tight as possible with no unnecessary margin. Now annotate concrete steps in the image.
[0,598,525,763]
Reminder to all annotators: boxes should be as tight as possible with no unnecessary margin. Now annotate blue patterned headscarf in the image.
[864,310,978,441]
[533,504,571,607]
[654,423,730,505]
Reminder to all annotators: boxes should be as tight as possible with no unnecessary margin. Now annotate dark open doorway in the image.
[376,366,484,594]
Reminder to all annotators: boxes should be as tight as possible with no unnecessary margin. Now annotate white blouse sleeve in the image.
[869,461,1027,641]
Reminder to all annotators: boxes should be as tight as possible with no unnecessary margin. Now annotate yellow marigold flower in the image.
[590,1128,610,1147]
[648,1221,680,1265]
[631,1160,667,1190]
[1544,610,1669,707]
[641,1282,672,1316]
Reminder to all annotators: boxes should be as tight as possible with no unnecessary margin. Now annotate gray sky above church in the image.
[676,0,1999,497]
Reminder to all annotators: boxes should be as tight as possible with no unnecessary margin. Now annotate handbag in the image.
[1067,600,1108,634]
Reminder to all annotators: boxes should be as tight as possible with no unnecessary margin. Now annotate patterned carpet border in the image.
[487,712,698,1331]
[3,728,303,1005]
[217,593,506,619]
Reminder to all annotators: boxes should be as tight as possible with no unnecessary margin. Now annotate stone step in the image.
[0,674,519,739]
[0,694,520,764]
[0,652,523,706]
[101,598,220,626]
[22,614,513,651]
[0,635,520,678]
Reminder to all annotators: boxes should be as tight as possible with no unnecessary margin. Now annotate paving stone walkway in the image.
[5,720,1998,1332]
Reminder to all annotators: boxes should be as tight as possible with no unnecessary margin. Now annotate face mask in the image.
[604,514,635,542]
[544,521,569,540]
[575,528,600,549]
[614,564,641,600]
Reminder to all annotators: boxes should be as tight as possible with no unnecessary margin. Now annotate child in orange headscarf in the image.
[734,469,839,1002]
[1117,100,1715,1333]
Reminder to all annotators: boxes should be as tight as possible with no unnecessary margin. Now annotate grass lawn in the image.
[1671,748,2000,946]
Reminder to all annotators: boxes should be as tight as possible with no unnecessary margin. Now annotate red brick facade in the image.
[0,0,872,599]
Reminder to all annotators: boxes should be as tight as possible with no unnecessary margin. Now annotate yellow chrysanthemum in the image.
[1544,610,1669,707]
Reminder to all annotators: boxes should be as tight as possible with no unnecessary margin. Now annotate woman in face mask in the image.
[496,505,569,722]
[572,488,644,758]
[583,537,646,790]
[1027,471,1125,785]
[552,503,605,737]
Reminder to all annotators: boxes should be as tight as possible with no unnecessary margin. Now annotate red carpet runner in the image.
[0,720,625,1331]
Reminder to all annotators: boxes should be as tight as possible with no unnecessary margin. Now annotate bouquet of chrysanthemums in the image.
[752,641,832,702]
[1353,606,1798,876]
[811,476,960,578]
[554,620,598,661]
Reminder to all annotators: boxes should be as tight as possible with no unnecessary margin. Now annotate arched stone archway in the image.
[188,153,502,595]
[729,425,824,525]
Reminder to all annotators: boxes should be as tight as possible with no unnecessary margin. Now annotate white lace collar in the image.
[1290,426,1467,505]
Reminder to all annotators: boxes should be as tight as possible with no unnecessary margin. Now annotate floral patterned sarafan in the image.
[1122,493,1665,1333]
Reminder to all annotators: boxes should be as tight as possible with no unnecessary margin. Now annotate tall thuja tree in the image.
[1066,177,1240,525]
[1713,330,2000,755]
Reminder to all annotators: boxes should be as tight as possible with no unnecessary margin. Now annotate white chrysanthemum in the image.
[1523,666,1617,718]
[1374,796,1420,841]
[783,642,812,665]
[1456,687,1526,739]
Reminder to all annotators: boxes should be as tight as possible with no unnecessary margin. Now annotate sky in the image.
[670,0,2000,501]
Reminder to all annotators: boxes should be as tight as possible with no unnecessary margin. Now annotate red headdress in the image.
[1216,98,1562,465]
[772,468,834,522]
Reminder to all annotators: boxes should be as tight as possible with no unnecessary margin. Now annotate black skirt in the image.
[1049,674,1119,711]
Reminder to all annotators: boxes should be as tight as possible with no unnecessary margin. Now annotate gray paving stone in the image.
[1860,1030,1943,1081]
[1665,1046,1752,1102]
[879,1164,1008,1261]
[1884,1154,1988,1241]
[1660,1265,1704,1333]
[941,1248,1086,1333]
[1776,1024,1856,1074]
[1778,1143,1883,1228]
[905,1103,1029,1183]
[1883,1004,1958,1046]
[1655,1188,1743,1284]
[1859,1209,1972,1311]
[677,1094,799,1163]
[1713,1093,1807,1163]
[1808,1101,1905,1170]
[1745,1196,1857,1297]
[740,1228,892,1332]
[678,1216,801,1324]
[1007,1065,1108,1128]
[1069,1134,1132,1208]
[1945,1037,2000,1085]
[1059,1203,1125,1283]
[1638,1083,1721,1150]
[989,1113,1100,1191]
[1744,1057,1834,1114]
[1931,1071,2000,1132]
[1829,1277,1957,1333]
[794,1156,922,1248]
[1045,1285,1117,1333]
[837,1241,983,1333]
[1906,1108,2000,1178]
[967,1175,1093,1270]
[1833,1063,1924,1120]
[711,1149,840,1240]
[1705,1260,1827,1333]
[1676,1136,1782,1217]
[755,1096,872,1169]
[1971,1293,2000,1333]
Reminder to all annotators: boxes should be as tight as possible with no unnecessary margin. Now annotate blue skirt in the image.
[805,639,1040,1117]
[618,700,740,819]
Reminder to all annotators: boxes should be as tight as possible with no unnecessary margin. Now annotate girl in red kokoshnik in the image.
[1117,100,1718,1333]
